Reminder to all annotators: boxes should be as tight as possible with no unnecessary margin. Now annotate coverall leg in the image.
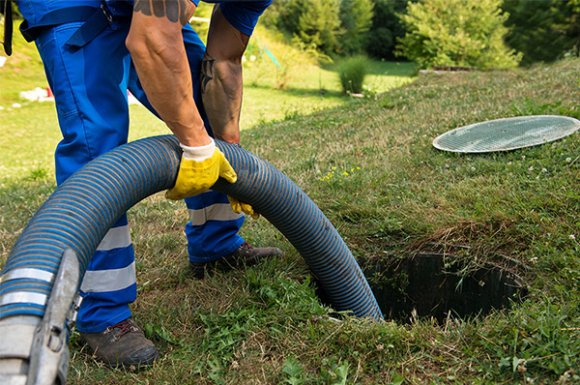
[35,21,137,333]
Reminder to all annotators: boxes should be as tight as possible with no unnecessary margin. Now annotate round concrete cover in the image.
[433,115,580,153]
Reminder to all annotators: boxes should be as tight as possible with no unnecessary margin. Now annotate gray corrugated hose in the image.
[0,135,382,384]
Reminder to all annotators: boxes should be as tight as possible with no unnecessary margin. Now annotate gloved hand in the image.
[166,139,237,200]
[228,196,259,219]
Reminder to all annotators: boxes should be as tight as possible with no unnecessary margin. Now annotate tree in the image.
[274,0,305,37]
[268,0,377,55]
[297,0,341,53]
[271,0,341,54]
[397,0,521,69]
[366,0,410,60]
[339,0,375,55]
[503,0,580,65]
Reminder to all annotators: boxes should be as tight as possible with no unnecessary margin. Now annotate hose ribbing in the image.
[0,136,382,321]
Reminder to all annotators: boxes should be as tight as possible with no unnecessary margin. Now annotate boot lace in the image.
[107,319,137,338]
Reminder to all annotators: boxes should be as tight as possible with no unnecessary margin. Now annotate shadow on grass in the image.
[246,82,345,98]
[322,60,418,77]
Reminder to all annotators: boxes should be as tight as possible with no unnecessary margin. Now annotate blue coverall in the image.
[16,0,272,333]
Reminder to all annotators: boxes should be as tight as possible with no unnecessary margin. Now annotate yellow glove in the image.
[228,196,260,219]
[166,139,237,200]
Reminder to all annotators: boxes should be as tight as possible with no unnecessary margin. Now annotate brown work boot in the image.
[191,241,283,278]
[80,318,158,368]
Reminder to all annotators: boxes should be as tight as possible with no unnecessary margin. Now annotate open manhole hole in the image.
[363,253,528,323]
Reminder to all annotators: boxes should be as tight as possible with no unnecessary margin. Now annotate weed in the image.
[510,98,580,119]
[281,357,308,385]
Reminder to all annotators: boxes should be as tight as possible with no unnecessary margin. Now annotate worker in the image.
[12,0,279,367]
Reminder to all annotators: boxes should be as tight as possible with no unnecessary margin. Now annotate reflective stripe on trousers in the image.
[34,20,243,332]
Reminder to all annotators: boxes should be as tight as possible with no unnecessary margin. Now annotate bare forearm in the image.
[201,54,243,143]
[127,0,211,147]
[202,4,250,144]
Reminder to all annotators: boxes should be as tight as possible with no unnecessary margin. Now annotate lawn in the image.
[0,29,416,180]
[0,26,579,385]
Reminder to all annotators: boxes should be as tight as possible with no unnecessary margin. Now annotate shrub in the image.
[396,0,521,69]
[337,56,368,94]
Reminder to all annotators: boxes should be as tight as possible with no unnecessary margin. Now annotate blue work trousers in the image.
[34,21,244,333]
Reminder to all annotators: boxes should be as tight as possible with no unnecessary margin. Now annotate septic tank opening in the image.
[362,253,528,323]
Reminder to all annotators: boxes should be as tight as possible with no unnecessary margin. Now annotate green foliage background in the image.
[397,0,521,69]
[269,0,374,55]
[338,0,375,55]
[503,0,580,65]
[7,0,580,66]
[366,0,410,60]
[273,0,342,53]
[226,0,580,68]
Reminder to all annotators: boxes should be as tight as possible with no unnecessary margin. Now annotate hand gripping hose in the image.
[0,136,382,384]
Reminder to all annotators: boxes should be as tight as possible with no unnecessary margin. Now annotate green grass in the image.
[0,45,46,106]
[1,27,579,384]
[0,29,415,178]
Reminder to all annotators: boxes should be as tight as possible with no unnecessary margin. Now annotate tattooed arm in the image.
[201,5,250,144]
[126,0,211,147]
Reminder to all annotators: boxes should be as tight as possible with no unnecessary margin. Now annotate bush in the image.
[337,56,368,94]
[366,0,410,60]
[397,0,521,69]
[502,0,580,65]
[339,0,375,55]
